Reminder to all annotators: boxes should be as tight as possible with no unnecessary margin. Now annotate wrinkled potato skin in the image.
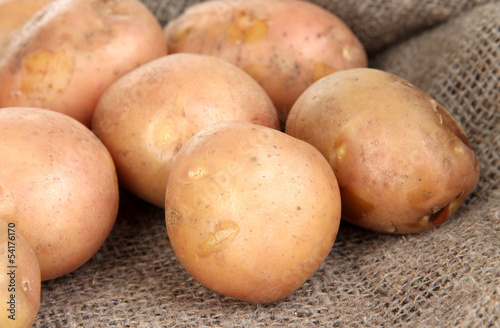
[165,121,341,303]
[0,0,166,127]
[0,221,41,328]
[0,0,54,57]
[164,0,367,121]
[286,68,480,234]
[93,53,280,208]
[0,107,119,280]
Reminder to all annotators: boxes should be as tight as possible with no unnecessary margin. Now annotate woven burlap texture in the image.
[34,1,500,327]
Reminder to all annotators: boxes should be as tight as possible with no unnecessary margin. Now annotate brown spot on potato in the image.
[22,281,32,293]
[197,221,239,259]
[340,187,375,220]
[429,208,448,226]
[227,10,269,44]
[20,49,75,100]
[429,195,463,226]
[414,192,465,228]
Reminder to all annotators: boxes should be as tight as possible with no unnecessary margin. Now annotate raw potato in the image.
[0,107,119,280]
[92,53,280,207]
[0,0,167,127]
[0,0,54,57]
[165,121,341,303]
[286,68,480,234]
[164,0,367,121]
[0,220,41,328]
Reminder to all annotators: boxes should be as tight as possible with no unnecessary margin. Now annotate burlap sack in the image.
[34,1,499,327]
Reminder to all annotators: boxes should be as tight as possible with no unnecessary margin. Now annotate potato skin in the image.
[286,68,480,234]
[0,0,167,127]
[165,121,341,303]
[92,53,280,207]
[0,107,119,280]
[0,0,54,57]
[0,220,41,328]
[164,0,367,121]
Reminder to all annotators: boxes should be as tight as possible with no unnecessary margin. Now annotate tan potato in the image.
[164,0,367,121]
[0,220,41,328]
[92,53,280,207]
[165,121,341,303]
[0,107,119,280]
[286,68,480,234]
[0,0,54,57]
[0,0,167,127]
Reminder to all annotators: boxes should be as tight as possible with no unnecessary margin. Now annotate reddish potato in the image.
[164,0,367,121]
[286,68,480,234]
[0,107,119,280]
[165,121,341,303]
[0,0,167,126]
[0,220,41,328]
[92,53,279,207]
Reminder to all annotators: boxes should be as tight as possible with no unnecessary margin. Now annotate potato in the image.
[165,121,341,303]
[0,0,54,57]
[286,68,480,234]
[164,0,367,121]
[0,0,167,127]
[0,107,119,280]
[92,53,280,207]
[0,220,41,328]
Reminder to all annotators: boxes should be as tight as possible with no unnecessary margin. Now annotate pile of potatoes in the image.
[0,0,480,324]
